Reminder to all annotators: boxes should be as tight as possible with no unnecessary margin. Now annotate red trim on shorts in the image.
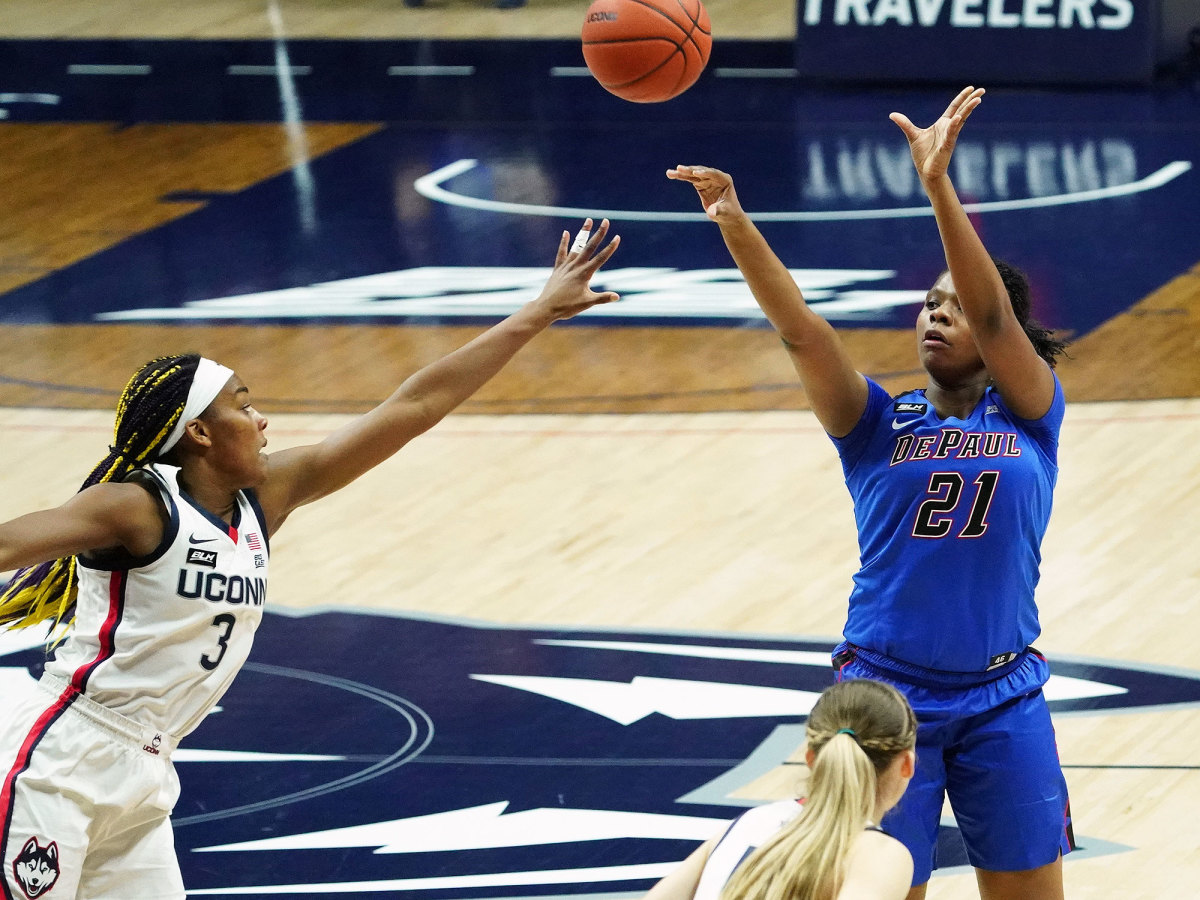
[70,569,127,694]
[832,646,857,682]
[0,683,77,900]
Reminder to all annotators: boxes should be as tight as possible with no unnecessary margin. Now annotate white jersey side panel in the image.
[45,463,269,739]
[693,799,802,900]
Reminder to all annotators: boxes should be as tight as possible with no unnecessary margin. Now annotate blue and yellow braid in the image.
[0,354,200,632]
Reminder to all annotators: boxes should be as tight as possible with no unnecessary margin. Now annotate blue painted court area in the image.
[1,39,1198,341]
[2,609,1196,897]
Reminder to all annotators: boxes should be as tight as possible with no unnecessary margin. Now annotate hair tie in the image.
[837,728,857,737]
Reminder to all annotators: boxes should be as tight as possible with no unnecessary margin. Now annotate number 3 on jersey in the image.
[913,471,999,538]
[201,613,237,670]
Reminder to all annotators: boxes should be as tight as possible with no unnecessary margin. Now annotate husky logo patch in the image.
[12,837,59,899]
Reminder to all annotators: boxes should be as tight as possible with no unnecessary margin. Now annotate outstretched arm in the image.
[891,86,1056,419]
[0,482,165,573]
[667,166,867,437]
[254,220,620,532]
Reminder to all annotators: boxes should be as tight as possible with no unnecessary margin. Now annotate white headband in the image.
[158,357,235,456]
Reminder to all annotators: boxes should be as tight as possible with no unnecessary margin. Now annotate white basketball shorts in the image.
[1,673,184,900]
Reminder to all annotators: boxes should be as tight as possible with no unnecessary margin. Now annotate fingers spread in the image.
[944,85,974,116]
[947,85,985,118]
[581,218,610,257]
[958,91,985,122]
[584,233,620,274]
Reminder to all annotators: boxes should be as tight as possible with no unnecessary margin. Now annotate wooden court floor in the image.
[2,396,1199,899]
[2,2,1200,898]
[0,0,794,40]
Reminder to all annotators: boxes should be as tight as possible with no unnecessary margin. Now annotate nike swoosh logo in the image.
[189,534,217,544]
[891,418,919,430]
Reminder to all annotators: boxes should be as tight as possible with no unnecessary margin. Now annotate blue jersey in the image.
[831,375,1065,672]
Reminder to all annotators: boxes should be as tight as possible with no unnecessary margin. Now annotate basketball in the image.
[581,0,712,103]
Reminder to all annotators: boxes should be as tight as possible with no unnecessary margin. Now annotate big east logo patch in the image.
[4,609,1199,897]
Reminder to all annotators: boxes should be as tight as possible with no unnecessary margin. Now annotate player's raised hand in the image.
[531,217,621,321]
[667,165,747,225]
[890,86,985,182]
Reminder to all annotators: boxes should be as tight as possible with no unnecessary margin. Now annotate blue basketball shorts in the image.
[834,643,1074,885]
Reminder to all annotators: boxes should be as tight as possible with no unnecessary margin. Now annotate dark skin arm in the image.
[1,222,620,567]
[253,220,621,533]
[0,482,164,572]
[667,166,868,437]
[891,87,1056,420]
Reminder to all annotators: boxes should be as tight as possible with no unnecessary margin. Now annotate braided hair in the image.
[0,354,200,632]
[720,679,917,900]
[992,258,1070,368]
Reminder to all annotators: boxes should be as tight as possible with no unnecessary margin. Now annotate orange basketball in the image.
[581,0,712,103]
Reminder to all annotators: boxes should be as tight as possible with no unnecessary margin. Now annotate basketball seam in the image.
[582,37,683,46]
[620,0,693,47]
[603,50,683,90]
[581,33,681,93]
[661,0,701,99]
[666,57,691,99]
[665,0,705,92]
[670,0,712,58]
[583,0,710,99]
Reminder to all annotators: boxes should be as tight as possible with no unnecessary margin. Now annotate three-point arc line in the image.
[413,158,1193,223]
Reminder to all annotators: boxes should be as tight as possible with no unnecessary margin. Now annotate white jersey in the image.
[693,799,802,900]
[694,799,890,900]
[45,463,270,739]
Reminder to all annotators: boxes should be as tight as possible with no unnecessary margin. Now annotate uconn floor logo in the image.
[3,609,1200,897]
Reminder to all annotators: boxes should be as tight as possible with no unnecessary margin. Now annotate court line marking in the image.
[714,68,798,78]
[227,64,312,76]
[414,158,1193,222]
[186,862,679,895]
[173,662,433,827]
[67,64,151,76]
[0,92,60,105]
[388,65,475,76]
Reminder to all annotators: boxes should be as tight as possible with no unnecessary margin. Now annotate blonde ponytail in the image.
[720,680,916,900]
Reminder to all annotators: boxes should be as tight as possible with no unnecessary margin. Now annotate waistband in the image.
[833,642,1041,689]
[39,672,180,758]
